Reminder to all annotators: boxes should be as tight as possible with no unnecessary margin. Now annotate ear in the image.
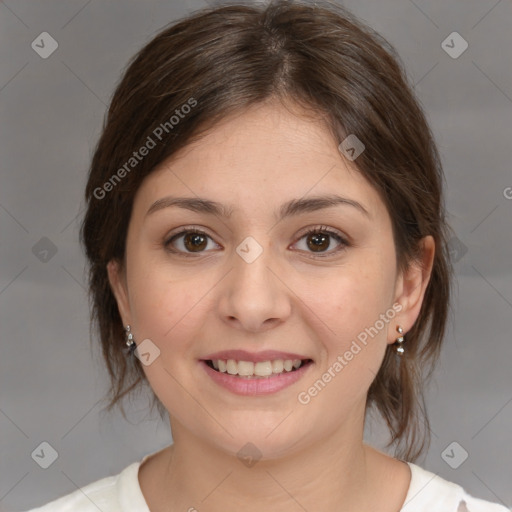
[106,259,132,327]
[388,235,435,343]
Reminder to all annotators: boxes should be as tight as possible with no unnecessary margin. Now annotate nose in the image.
[218,242,292,333]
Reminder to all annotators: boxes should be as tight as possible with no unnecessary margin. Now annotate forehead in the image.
[134,101,387,222]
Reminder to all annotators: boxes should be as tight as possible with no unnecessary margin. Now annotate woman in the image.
[25,1,509,511]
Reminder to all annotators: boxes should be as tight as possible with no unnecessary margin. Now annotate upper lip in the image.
[202,350,311,363]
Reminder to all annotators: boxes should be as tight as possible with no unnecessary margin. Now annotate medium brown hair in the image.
[80,0,454,462]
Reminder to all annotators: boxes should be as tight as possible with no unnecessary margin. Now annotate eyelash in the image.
[163,225,349,258]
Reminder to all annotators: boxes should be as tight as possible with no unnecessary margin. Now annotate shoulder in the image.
[22,472,119,512]
[401,462,510,512]
[22,462,145,512]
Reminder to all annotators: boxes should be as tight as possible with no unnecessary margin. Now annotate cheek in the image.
[133,284,197,350]
[131,277,174,334]
[306,258,394,344]
[127,259,214,359]
[294,264,394,427]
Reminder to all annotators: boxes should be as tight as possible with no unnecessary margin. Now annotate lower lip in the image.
[200,360,313,396]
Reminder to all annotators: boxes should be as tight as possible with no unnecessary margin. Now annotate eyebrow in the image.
[145,194,371,221]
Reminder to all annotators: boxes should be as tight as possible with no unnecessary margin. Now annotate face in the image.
[108,99,433,460]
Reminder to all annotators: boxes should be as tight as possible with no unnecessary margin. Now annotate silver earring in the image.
[125,325,136,354]
[395,326,405,355]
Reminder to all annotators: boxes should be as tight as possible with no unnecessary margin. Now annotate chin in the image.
[208,422,308,463]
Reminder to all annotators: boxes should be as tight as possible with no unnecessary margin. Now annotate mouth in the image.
[202,358,314,379]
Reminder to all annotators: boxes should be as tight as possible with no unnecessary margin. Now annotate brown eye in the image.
[294,226,348,257]
[306,232,330,252]
[165,229,217,254]
[183,232,208,252]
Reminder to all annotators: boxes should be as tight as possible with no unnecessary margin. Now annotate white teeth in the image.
[272,360,284,373]
[237,360,254,376]
[210,358,307,377]
[254,361,273,376]
[226,359,238,375]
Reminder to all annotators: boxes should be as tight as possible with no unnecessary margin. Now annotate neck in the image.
[155,421,381,512]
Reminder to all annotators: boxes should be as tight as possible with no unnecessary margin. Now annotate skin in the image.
[108,98,435,512]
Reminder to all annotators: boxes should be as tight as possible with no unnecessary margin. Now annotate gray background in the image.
[1,0,511,510]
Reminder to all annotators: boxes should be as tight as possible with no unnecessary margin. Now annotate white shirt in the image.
[24,450,510,512]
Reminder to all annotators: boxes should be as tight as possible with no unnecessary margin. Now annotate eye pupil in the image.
[184,233,207,252]
[307,233,329,252]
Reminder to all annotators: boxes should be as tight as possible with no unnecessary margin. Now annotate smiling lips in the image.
[200,349,314,394]
[202,349,312,378]
[208,358,305,378]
